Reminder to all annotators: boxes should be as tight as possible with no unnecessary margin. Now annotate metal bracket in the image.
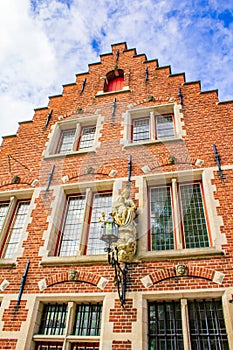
[213,144,224,179]
[17,260,30,306]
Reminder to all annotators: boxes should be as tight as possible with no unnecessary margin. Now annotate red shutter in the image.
[106,77,124,92]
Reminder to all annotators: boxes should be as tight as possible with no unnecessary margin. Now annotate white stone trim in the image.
[120,103,185,147]
[43,114,104,158]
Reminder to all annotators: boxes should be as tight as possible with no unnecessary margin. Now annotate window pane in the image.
[57,129,76,153]
[87,193,112,254]
[105,76,124,92]
[150,187,174,251]
[188,299,229,349]
[4,201,30,259]
[148,301,184,349]
[59,196,85,256]
[0,202,9,230]
[79,126,96,150]
[35,343,63,350]
[39,303,67,336]
[180,183,209,248]
[133,118,150,142]
[71,344,99,350]
[73,304,102,336]
[156,115,174,139]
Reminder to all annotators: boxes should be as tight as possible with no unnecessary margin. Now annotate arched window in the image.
[104,69,124,92]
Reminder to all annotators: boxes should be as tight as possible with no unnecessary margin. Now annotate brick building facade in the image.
[0,42,233,349]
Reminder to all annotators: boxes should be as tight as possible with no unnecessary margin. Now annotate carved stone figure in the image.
[68,270,78,281]
[176,264,188,276]
[112,188,137,263]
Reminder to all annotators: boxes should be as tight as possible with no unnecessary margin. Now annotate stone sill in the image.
[33,335,100,342]
[0,259,16,268]
[123,137,183,148]
[40,254,108,266]
[138,247,225,261]
[95,87,131,97]
[66,336,100,342]
[33,335,65,342]
[43,149,96,160]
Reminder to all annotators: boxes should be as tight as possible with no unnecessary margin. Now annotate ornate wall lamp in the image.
[100,213,127,307]
[99,156,137,307]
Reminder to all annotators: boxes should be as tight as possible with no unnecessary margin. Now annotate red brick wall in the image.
[0,339,17,350]
[2,300,28,332]
[109,299,137,333]
[0,43,232,348]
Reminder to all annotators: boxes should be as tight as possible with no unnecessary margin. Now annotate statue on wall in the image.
[112,188,137,263]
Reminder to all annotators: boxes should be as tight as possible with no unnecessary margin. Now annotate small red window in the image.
[104,69,124,92]
[105,77,124,92]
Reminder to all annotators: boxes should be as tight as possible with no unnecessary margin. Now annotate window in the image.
[121,103,185,148]
[132,114,175,143]
[148,299,229,349]
[56,192,112,257]
[0,198,30,259]
[57,129,76,154]
[56,126,96,155]
[0,203,10,230]
[34,302,102,350]
[78,126,96,150]
[132,118,150,143]
[104,69,124,92]
[44,115,102,158]
[149,182,209,251]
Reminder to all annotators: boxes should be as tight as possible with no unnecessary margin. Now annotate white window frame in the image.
[144,290,233,350]
[149,179,210,251]
[32,296,103,350]
[0,189,33,265]
[43,115,103,158]
[121,103,185,147]
[40,180,115,265]
[136,169,225,261]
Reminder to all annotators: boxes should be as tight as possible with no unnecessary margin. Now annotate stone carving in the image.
[175,264,187,276]
[112,188,137,263]
[68,270,78,281]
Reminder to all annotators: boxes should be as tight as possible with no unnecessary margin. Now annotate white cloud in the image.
[0,0,233,138]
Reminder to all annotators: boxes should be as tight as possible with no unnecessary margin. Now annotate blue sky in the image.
[0,0,233,138]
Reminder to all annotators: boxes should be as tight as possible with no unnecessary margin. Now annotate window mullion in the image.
[0,196,16,253]
[150,112,155,141]
[171,178,182,249]
[62,302,75,350]
[181,299,191,350]
[79,188,92,255]
[73,123,81,151]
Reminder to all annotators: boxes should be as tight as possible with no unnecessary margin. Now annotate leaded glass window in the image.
[87,193,112,254]
[180,183,209,248]
[79,126,96,150]
[58,196,85,256]
[150,187,174,250]
[3,201,30,259]
[156,115,175,139]
[131,113,175,143]
[57,129,76,154]
[150,182,209,251]
[133,118,150,142]
[0,202,9,230]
